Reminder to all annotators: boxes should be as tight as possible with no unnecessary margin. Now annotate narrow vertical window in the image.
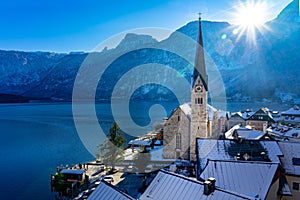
[176,133,181,149]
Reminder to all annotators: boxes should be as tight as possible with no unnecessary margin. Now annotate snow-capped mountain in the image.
[0,0,299,102]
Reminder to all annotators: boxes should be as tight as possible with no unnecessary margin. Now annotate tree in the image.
[97,122,126,170]
[133,151,151,173]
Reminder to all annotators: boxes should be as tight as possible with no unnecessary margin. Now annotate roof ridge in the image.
[159,170,255,199]
[215,187,257,200]
[207,159,280,165]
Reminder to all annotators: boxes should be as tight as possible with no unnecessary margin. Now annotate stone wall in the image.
[163,108,190,160]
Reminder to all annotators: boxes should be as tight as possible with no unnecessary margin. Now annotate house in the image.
[59,169,86,183]
[267,124,300,141]
[51,168,88,196]
[246,108,275,132]
[218,110,229,133]
[225,125,267,140]
[163,15,219,162]
[87,180,135,200]
[228,110,254,129]
[200,160,291,200]
[278,142,300,200]
[279,106,300,126]
[140,170,255,200]
[196,138,283,174]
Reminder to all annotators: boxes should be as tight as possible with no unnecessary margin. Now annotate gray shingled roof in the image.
[196,139,283,172]
[200,160,280,200]
[88,181,135,200]
[140,170,254,200]
[278,141,300,176]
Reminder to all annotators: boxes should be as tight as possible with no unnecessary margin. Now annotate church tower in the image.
[190,14,208,161]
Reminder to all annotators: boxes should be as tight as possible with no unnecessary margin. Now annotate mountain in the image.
[0,0,299,103]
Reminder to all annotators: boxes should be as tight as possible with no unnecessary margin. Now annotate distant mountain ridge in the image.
[0,0,299,103]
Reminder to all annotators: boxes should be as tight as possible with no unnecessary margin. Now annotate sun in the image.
[234,0,267,27]
[231,0,270,44]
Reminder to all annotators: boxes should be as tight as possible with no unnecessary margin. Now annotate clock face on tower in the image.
[195,85,203,92]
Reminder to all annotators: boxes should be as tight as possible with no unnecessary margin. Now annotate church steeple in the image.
[193,13,208,90]
[190,13,209,161]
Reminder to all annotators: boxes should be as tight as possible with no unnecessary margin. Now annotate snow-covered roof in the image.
[200,160,281,200]
[231,111,255,120]
[267,125,300,140]
[128,138,152,146]
[260,140,283,163]
[60,169,85,175]
[281,106,300,116]
[88,180,135,200]
[196,139,283,171]
[225,125,266,140]
[140,170,254,200]
[207,104,217,121]
[218,110,228,119]
[278,142,300,176]
[170,103,217,121]
[179,103,191,118]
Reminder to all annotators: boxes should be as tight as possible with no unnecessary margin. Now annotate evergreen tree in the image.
[97,122,126,170]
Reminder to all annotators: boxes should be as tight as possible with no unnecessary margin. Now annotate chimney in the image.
[203,181,211,195]
[237,135,243,143]
[208,177,216,189]
[203,177,216,195]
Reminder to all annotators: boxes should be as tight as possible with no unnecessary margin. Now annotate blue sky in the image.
[0,0,292,52]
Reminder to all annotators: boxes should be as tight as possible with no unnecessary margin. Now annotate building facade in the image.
[246,108,275,132]
[163,16,218,161]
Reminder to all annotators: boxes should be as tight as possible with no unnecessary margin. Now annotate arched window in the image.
[176,133,181,149]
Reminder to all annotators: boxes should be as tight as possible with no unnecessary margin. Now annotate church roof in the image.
[179,103,191,119]
[193,15,208,90]
[172,103,216,121]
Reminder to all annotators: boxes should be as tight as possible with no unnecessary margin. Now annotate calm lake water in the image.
[0,101,293,199]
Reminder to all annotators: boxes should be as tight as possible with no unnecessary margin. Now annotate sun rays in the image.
[230,0,271,45]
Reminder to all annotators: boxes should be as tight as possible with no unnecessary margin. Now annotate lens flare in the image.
[231,0,271,45]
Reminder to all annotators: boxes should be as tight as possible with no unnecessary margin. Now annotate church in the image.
[163,16,219,161]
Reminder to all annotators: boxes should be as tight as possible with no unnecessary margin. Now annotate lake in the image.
[0,101,293,199]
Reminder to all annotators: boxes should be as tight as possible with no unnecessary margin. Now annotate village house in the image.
[196,138,283,175]
[228,110,254,129]
[140,170,255,200]
[246,108,275,132]
[278,142,300,200]
[225,124,267,140]
[267,124,300,141]
[200,160,291,199]
[228,108,276,133]
[278,106,300,126]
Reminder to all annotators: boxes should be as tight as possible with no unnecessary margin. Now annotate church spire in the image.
[193,13,208,90]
